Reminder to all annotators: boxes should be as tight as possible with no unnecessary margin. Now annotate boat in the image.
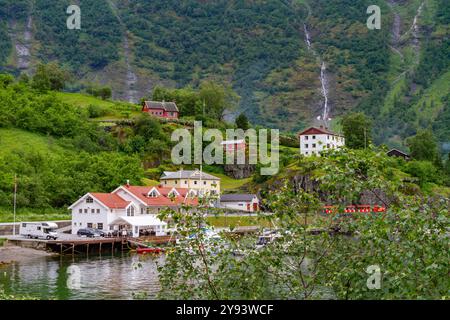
[136,247,165,254]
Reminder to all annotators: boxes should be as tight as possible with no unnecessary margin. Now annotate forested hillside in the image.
[0,0,448,150]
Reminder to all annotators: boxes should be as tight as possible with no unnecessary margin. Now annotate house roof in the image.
[387,149,410,157]
[117,185,199,207]
[161,170,220,181]
[298,126,343,137]
[220,194,257,202]
[110,216,167,227]
[90,193,131,209]
[143,101,179,112]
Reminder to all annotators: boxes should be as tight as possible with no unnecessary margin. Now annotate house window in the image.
[312,144,316,148]
[79,209,82,213]
[312,136,316,139]
[305,136,309,140]
[127,206,135,217]
[327,144,330,148]
[84,209,88,213]
[194,181,198,185]
[97,223,103,230]
[149,190,158,197]
[91,209,95,214]
[164,181,167,185]
[87,223,93,228]
[184,180,188,184]
[305,144,309,148]
[86,197,93,203]
[203,181,207,185]
[96,209,100,214]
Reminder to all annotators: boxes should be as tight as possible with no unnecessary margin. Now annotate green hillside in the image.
[0,0,448,148]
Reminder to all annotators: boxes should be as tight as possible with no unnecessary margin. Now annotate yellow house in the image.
[160,169,221,195]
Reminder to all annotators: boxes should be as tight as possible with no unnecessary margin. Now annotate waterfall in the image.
[411,2,425,50]
[9,15,33,73]
[123,33,138,103]
[107,0,139,103]
[303,23,312,50]
[320,62,329,120]
[303,23,331,122]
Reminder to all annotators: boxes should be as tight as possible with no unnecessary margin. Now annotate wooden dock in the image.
[6,235,176,255]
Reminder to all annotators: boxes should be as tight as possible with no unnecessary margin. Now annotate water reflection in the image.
[0,253,163,300]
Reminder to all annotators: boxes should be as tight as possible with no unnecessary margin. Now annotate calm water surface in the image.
[0,253,163,300]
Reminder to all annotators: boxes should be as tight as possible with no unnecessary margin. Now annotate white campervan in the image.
[20,222,58,240]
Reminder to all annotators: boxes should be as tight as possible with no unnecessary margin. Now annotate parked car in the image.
[77,228,102,238]
[91,229,107,237]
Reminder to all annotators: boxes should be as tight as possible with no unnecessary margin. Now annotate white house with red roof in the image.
[69,184,198,237]
[298,126,345,156]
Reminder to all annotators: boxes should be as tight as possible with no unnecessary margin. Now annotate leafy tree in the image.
[404,160,440,187]
[0,73,14,88]
[406,130,440,163]
[235,113,250,130]
[31,63,71,92]
[340,112,372,149]
[157,148,449,299]
[199,81,239,120]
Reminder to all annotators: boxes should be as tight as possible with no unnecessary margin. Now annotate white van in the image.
[20,222,58,240]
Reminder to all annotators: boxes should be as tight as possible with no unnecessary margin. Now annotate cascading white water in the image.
[411,2,424,50]
[9,15,33,72]
[303,23,330,121]
[320,61,329,120]
[107,0,138,103]
[123,34,138,103]
[303,23,312,50]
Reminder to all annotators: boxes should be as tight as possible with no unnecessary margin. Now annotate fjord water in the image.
[0,253,163,300]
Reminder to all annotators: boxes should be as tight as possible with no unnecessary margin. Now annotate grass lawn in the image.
[0,128,65,156]
[56,92,118,108]
[205,172,251,192]
[56,92,141,120]
[0,208,70,223]
[142,178,161,187]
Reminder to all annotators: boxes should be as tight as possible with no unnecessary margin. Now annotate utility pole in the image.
[364,127,367,150]
[13,174,17,236]
[199,164,203,197]
[203,99,206,117]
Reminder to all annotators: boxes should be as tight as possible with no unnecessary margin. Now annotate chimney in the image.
[319,125,324,129]
[126,180,130,188]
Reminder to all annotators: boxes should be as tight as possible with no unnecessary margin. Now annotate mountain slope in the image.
[0,0,448,149]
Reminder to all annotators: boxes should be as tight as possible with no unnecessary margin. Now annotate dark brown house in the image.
[387,148,410,161]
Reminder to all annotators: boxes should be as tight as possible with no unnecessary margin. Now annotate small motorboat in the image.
[136,247,165,254]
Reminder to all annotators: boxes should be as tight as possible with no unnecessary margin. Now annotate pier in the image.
[4,234,175,255]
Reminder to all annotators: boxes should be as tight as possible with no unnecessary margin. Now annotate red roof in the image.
[116,185,198,207]
[298,126,342,137]
[91,193,130,209]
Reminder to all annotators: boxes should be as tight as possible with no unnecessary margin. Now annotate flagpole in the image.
[199,164,203,197]
[13,174,17,236]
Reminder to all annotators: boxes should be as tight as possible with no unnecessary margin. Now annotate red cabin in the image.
[142,101,179,119]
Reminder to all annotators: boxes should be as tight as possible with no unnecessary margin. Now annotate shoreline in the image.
[0,244,57,265]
